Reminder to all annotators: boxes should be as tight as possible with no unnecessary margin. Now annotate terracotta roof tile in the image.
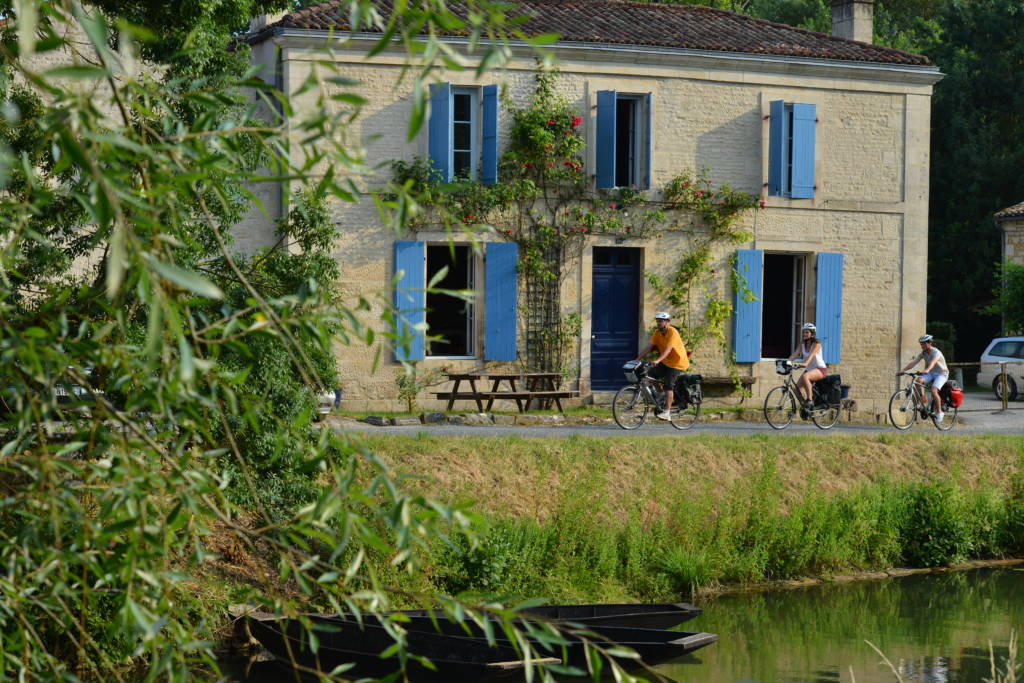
[995,200,1024,220]
[251,0,930,66]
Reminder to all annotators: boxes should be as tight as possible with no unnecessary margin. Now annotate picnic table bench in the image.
[433,372,579,413]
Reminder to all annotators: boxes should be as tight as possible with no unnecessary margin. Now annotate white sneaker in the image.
[656,410,671,420]
[935,411,945,423]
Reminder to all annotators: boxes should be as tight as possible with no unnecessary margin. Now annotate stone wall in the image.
[1004,218,1024,267]
[242,39,938,413]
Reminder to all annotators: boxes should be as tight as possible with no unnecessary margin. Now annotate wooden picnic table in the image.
[433,372,578,413]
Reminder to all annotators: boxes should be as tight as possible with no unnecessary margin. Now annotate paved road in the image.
[337,392,1023,438]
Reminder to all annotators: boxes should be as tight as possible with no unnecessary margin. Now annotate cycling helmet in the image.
[654,312,671,320]
[801,323,816,332]
[918,334,933,343]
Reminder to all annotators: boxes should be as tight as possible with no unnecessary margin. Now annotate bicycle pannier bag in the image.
[944,380,963,407]
[824,374,842,406]
[673,374,703,405]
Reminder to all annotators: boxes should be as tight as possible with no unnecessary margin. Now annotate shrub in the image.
[899,481,973,566]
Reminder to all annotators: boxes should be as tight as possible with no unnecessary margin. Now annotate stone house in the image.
[994,200,1024,335]
[244,0,942,413]
[995,201,1024,269]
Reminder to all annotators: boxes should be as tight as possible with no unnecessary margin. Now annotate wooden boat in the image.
[241,609,717,680]
[242,610,550,681]
[400,602,702,630]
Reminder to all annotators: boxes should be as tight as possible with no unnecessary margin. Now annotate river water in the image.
[657,567,1022,682]
[226,567,1021,682]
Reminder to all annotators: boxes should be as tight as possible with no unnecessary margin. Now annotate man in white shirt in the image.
[900,334,950,422]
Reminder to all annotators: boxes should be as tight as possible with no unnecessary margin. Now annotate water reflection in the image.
[656,567,1021,682]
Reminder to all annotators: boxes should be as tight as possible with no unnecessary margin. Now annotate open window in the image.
[596,90,651,190]
[733,249,844,363]
[425,245,475,357]
[393,241,517,362]
[427,83,498,184]
[760,253,807,359]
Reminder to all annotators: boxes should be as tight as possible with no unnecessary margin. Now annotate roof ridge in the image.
[252,0,931,67]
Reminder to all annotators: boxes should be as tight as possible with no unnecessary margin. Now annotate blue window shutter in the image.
[481,85,498,185]
[814,252,844,365]
[484,242,518,361]
[428,83,452,182]
[767,99,785,197]
[642,92,652,190]
[393,240,425,361]
[791,103,816,199]
[733,249,763,363]
[596,90,617,189]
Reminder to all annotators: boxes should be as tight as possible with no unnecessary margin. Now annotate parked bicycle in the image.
[612,360,702,430]
[763,359,841,430]
[888,371,959,431]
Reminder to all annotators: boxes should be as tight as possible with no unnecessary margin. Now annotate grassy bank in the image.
[341,432,1024,603]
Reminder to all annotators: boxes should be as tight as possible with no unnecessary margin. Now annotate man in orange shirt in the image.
[635,312,690,420]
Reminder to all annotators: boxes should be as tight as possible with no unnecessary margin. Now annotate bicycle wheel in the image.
[763,386,796,430]
[612,385,648,430]
[933,402,958,431]
[888,388,916,430]
[670,397,700,430]
[811,403,840,430]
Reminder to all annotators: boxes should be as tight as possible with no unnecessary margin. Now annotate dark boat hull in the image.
[244,613,536,681]
[243,611,717,680]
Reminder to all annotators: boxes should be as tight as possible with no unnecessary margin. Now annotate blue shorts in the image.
[920,371,948,391]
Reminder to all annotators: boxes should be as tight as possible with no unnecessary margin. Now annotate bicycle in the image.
[762,359,840,430]
[887,371,958,431]
[612,361,702,430]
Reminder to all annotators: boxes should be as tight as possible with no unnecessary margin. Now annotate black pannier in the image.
[820,374,842,406]
[673,374,703,405]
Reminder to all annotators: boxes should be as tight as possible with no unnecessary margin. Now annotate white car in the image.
[978,336,1024,401]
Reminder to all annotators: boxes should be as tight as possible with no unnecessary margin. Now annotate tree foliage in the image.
[925,0,1024,358]
[0,1,649,680]
[988,262,1024,335]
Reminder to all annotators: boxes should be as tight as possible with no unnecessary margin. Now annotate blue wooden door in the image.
[590,247,641,390]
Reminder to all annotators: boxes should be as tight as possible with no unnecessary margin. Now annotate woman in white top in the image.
[788,322,827,408]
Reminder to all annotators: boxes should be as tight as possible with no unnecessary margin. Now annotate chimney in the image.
[831,0,874,44]
[249,12,288,32]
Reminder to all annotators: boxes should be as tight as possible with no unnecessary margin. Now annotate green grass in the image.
[352,433,1024,604]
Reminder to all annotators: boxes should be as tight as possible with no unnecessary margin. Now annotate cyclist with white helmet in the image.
[899,334,949,422]
[635,311,690,420]
[788,322,827,417]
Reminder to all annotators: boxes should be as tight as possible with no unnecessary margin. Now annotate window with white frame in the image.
[451,89,477,180]
[427,83,498,185]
